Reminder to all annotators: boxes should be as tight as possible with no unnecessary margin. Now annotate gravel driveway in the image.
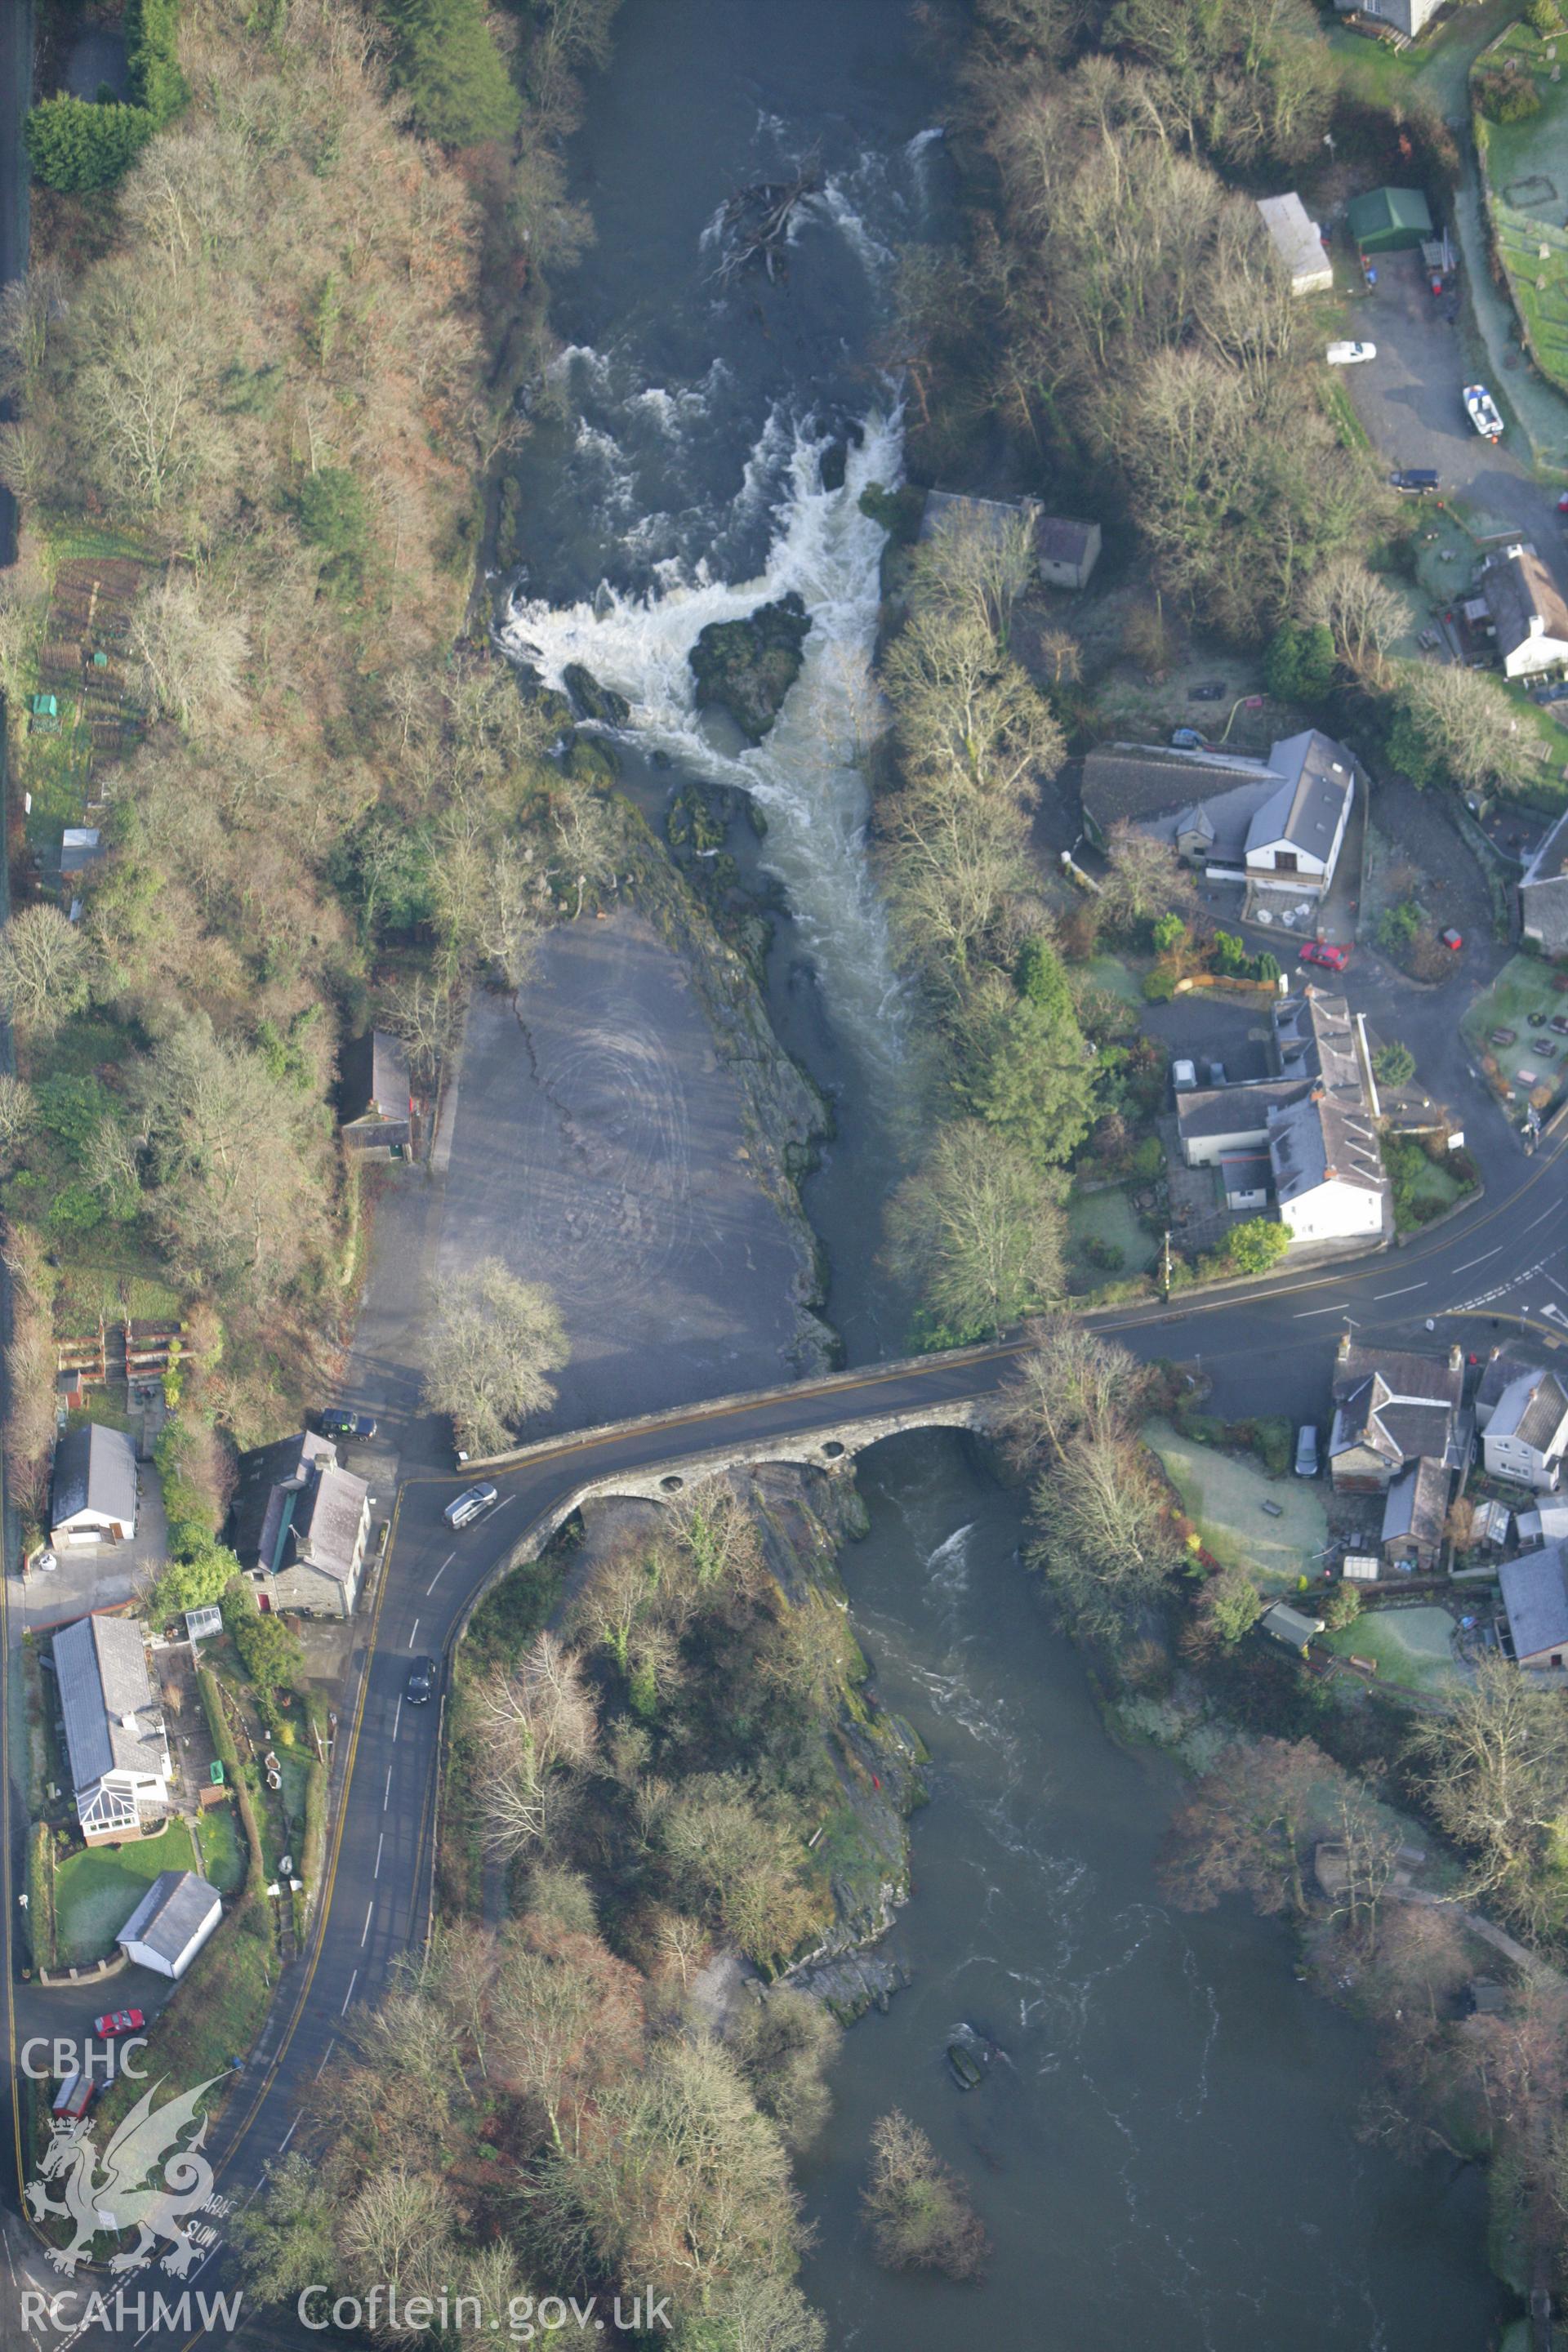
[1344,247,1568,569]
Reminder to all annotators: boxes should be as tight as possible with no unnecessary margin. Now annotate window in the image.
[1274,851,1298,875]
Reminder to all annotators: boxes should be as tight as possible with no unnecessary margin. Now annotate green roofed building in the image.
[1347,188,1432,254]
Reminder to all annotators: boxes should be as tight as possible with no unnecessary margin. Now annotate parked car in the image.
[1171,1058,1197,1094]
[318,1408,377,1441]
[1188,680,1227,702]
[1325,341,1376,366]
[405,1655,436,1704]
[444,1482,500,1530]
[1295,1425,1320,1478]
[1390,469,1441,496]
[94,2009,145,2039]
[1299,940,1351,973]
[1463,384,1504,441]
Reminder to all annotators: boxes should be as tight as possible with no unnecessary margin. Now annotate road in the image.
[2,1094,1562,2350]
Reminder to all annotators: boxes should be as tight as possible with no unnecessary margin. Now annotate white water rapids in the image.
[502,409,916,1117]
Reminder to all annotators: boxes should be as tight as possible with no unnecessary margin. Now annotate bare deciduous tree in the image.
[470,1633,597,1860]
[421,1255,567,1456]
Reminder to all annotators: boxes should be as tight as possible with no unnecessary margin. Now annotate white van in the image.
[444,1482,499,1530]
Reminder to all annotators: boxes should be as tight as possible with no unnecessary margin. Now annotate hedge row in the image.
[25,0,188,193]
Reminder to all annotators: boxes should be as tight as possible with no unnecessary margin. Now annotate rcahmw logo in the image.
[20,2288,243,2338]
[24,2073,228,2279]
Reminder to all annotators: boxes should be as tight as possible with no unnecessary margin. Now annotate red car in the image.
[93,2008,145,2039]
[1298,941,1352,973]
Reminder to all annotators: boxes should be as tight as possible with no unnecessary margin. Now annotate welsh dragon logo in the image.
[25,2075,222,2277]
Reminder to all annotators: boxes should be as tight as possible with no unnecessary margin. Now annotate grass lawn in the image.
[1145,1417,1328,1586]
[53,1818,199,1966]
[1322,1605,1464,1695]
[195,1801,245,1895]
[1068,1184,1157,1288]
[1085,955,1144,1007]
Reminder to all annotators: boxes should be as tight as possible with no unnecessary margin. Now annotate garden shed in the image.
[1347,188,1432,254]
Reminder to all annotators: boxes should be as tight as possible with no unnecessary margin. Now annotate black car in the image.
[319,1408,377,1441]
[1389,468,1440,495]
[406,1655,436,1705]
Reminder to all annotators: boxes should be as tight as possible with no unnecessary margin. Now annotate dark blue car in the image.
[319,1408,377,1440]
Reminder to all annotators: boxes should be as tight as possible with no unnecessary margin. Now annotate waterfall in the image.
[503,409,917,1118]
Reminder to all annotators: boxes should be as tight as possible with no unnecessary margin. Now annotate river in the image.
[497,4,1508,2342]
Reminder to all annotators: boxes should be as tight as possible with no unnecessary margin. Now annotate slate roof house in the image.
[1518,809,1568,956]
[1478,546,1568,682]
[1174,990,1390,1248]
[116,1871,221,1980]
[229,1431,371,1619]
[52,1614,171,1842]
[1500,1541,1568,1670]
[50,1423,137,1549]
[1481,1366,1568,1493]
[1255,194,1332,296]
[1328,1337,1465,1494]
[341,1029,415,1159]
[1080,729,1356,902]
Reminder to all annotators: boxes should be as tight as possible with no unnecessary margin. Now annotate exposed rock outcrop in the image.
[688,592,812,742]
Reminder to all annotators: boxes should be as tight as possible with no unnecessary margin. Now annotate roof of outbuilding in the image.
[53,1615,166,1792]
[116,1870,220,1965]
[1381,1454,1448,1551]
[1501,1543,1568,1662]
[1036,516,1096,566]
[1177,1082,1300,1140]
[51,1423,137,1530]
[1347,187,1432,238]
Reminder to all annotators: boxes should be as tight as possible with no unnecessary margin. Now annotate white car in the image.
[1325,341,1377,367]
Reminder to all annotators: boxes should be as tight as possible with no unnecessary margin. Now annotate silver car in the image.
[1294,1425,1319,1478]
[444,1482,499,1530]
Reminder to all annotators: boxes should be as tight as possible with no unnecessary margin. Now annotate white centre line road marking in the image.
[314,2038,337,2081]
[409,1617,421,1649]
[427,1552,456,1595]
[383,1766,393,1811]
[279,2117,299,2153]
[374,1832,385,1879]
[1374,1282,1427,1300]
[391,1696,402,1743]
[361,1901,374,1948]
[1527,1205,1559,1233]
[340,1968,359,2016]
[1452,1247,1503,1273]
[1294,1303,1350,1317]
